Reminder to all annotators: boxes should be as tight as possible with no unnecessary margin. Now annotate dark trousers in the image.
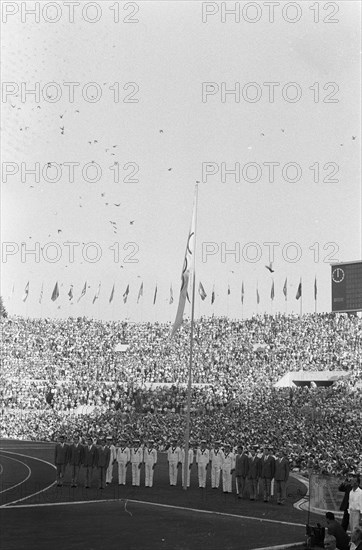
[236,476,246,497]
[70,464,81,486]
[56,464,66,485]
[341,509,349,531]
[85,466,93,487]
[98,467,107,489]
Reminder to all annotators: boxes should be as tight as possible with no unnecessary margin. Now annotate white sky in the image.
[1,0,361,323]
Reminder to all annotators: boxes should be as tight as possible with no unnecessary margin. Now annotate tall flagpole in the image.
[183,184,198,490]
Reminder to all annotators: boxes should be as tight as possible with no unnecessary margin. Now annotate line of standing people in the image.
[166,440,289,504]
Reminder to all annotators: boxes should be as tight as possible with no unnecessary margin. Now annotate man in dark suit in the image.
[54,435,69,487]
[235,445,249,499]
[261,446,275,502]
[83,436,97,488]
[96,439,111,489]
[325,512,349,550]
[247,445,261,501]
[68,434,84,488]
[274,449,289,505]
[338,474,352,531]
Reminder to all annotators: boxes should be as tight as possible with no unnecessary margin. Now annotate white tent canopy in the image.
[274,371,351,388]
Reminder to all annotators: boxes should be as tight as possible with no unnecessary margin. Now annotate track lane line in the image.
[0,450,56,507]
[0,455,31,494]
[1,497,306,527]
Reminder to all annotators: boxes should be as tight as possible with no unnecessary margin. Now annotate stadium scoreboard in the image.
[331,261,362,313]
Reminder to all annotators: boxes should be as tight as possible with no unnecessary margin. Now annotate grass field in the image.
[0,440,319,550]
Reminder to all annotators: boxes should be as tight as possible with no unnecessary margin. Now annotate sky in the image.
[1,0,361,323]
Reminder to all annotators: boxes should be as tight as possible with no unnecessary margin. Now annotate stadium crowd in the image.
[1,313,361,477]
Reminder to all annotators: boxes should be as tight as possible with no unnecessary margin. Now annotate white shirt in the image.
[116,446,130,463]
[210,448,224,467]
[144,448,157,465]
[349,486,362,512]
[167,446,181,462]
[196,448,210,465]
[222,452,235,470]
[130,447,143,463]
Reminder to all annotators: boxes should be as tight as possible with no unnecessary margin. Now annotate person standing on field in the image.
[167,438,181,486]
[222,443,235,494]
[116,437,130,486]
[130,439,143,487]
[68,434,84,488]
[196,440,210,489]
[144,439,157,488]
[210,441,224,489]
[54,434,69,487]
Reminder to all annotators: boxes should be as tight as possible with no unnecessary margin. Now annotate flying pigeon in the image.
[265,263,274,273]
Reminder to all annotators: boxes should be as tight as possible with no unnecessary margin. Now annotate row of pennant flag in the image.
[18,277,316,305]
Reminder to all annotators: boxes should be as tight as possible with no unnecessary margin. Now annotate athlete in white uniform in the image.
[222,443,236,493]
[196,440,210,488]
[210,441,224,489]
[144,440,157,487]
[167,438,181,486]
[116,437,130,485]
[106,435,117,485]
[130,439,143,486]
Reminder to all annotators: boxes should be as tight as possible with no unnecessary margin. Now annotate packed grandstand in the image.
[1,312,361,477]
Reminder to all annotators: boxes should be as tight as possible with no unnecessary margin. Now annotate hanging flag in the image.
[22,281,29,302]
[314,276,317,300]
[186,291,190,303]
[78,282,87,302]
[211,285,215,305]
[137,282,143,304]
[123,284,130,303]
[241,282,244,304]
[51,281,59,302]
[171,188,197,338]
[283,278,287,300]
[68,285,74,301]
[92,282,101,304]
[39,283,44,304]
[109,284,115,303]
[198,282,207,301]
[227,284,231,295]
[256,286,260,305]
[296,279,302,300]
[169,284,174,305]
[153,284,158,305]
[270,280,275,301]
